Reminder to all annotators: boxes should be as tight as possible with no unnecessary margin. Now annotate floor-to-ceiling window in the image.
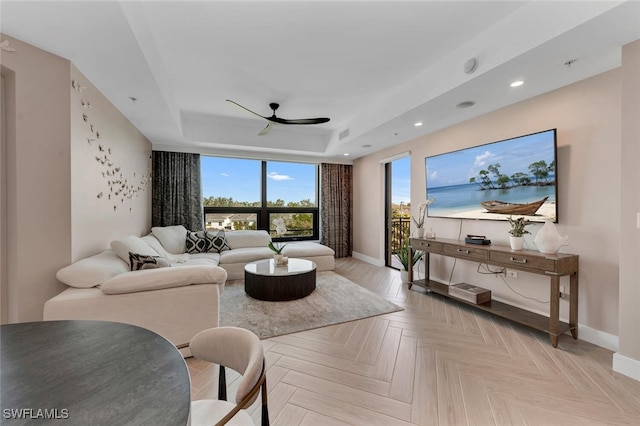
[202,157,319,241]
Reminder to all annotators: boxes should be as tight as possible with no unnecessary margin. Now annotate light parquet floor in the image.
[187,257,640,425]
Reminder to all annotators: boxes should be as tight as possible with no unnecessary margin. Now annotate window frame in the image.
[203,159,319,241]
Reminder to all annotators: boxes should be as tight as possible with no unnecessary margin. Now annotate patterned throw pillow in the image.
[207,230,230,253]
[129,252,171,271]
[129,252,158,271]
[186,230,212,254]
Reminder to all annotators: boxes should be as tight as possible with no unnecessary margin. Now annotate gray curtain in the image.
[320,163,352,258]
[152,151,203,231]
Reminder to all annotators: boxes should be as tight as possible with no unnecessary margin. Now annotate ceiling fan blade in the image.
[275,117,330,125]
[226,99,267,120]
[227,99,330,127]
[258,122,275,136]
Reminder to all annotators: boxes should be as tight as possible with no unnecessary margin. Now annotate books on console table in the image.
[448,283,491,304]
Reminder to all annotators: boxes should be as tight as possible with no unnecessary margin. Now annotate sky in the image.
[201,156,317,203]
[392,156,411,204]
[426,129,556,189]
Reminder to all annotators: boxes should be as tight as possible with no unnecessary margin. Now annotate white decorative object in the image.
[416,227,424,238]
[400,270,409,284]
[509,236,524,251]
[534,220,568,254]
[425,228,436,239]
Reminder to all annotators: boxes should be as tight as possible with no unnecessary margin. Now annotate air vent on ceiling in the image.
[338,128,350,140]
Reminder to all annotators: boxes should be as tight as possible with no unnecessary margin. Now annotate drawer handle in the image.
[422,243,430,247]
[509,257,527,264]
[457,249,470,254]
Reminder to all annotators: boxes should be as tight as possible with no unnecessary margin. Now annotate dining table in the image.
[1,320,191,425]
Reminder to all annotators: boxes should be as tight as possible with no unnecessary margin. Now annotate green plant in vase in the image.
[394,238,424,271]
[507,216,531,237]
[507,216,531,250]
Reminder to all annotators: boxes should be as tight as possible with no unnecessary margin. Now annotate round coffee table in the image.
[244,258,316,301]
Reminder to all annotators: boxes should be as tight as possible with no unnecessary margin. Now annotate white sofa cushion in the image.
[151,225,188,254]
[282,242,335,257]
[101,265,227,295]
[224,230,271,249]
[189,252,221,264]
[110,235,159,263]
[219,247,274,264]
[141,234,171,258]
[56,249,129,288]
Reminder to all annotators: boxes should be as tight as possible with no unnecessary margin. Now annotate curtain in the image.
[320,163,352,258]
[152,151,203,231]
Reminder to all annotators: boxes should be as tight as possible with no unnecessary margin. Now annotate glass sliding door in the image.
[384,156,410,269]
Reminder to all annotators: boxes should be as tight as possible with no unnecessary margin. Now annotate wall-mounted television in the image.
[425,129,557,223]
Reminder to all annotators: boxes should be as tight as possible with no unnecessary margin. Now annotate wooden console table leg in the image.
[569,272,579,339]
[550,275,560,347]
[407,247,414,289]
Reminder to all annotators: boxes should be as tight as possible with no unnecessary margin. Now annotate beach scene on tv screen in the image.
[426,130,557,223]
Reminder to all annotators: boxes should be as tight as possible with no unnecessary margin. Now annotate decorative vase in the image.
[509,236,524,251]
[416,227,424,238]
[424,228,436,239]
[273,254,284,265]
[400,269,410,284]
[534,220,568,254]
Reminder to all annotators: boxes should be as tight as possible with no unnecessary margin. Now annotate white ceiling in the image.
[2,1,639,162]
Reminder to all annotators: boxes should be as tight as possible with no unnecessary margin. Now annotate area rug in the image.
[220,271,403,339]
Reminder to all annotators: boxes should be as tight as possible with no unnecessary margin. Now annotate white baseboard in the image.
[578,325,619,352]
[613,353,640,382]
[352,251,385,267]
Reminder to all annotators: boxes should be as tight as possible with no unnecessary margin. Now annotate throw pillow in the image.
[110,235,159,263]
[207,230,230,253]
[186,230,212,254]
[151,225,188,254]
[142,257,172,270]
[128,252,171,271]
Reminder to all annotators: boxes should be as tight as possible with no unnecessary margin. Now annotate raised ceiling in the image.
[2,1,639,161]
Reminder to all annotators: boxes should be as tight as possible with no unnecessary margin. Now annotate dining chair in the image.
[189,327,269,426]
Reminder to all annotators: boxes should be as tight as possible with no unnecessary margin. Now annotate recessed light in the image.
[343,153,349,156]
[510,80,524,87]
[362,144,372,148]
[414,122,423,127]
[456,101,475,108]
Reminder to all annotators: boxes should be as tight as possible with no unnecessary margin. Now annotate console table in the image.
[408,237,579,347]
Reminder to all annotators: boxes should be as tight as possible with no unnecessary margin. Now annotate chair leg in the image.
[218,365,227,401]
[261,379,269,426]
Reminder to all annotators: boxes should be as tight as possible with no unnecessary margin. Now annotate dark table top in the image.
[1,320,191,425]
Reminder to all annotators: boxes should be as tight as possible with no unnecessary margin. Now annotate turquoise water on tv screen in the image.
[427,181,556,217]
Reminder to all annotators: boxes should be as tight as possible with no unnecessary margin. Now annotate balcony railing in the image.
[390,218,411,253]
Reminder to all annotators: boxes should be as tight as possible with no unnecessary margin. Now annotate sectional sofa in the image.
[44,226,335,356]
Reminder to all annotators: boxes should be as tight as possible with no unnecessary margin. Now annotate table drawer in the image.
[489,251,556,272]
[411,240,443,253]
[444,244,488,261]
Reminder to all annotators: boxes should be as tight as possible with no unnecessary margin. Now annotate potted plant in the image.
[268,218,288,265]
[507,216,531,250]
[394,238,424,283]
[411,198,435,238]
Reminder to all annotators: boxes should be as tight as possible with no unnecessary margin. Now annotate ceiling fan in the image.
[226,99,330,135]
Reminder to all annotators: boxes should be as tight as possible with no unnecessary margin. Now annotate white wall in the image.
[0,34,152,322]
[70,65,151,261]
[615,39,640,380]
[1,35,72,322]
[353,66,626,350]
